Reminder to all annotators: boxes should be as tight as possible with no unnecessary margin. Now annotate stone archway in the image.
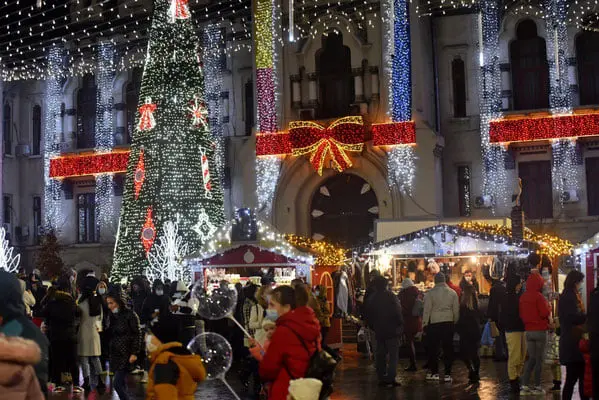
[310,173,378,247]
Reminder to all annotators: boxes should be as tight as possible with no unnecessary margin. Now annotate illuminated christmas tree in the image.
[111,0,225,282]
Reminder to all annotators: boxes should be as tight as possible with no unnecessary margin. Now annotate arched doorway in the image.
[310,174,378,247]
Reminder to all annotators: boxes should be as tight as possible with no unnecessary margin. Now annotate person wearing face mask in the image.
[106,294,141,400]
[96,281,111,373]
[500,272,526,393]
[558,270,588,400]
[460,270,480,295]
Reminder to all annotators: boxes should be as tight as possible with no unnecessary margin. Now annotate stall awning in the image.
[187,244,312,268]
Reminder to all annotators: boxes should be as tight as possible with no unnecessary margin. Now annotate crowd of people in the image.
[362,253,599,398]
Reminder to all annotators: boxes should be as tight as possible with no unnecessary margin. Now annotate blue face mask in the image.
[112,308,119,314]
[0,319,24,337]
[265,309,279,321]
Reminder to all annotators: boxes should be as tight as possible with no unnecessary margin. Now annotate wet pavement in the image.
[49,344,580,399]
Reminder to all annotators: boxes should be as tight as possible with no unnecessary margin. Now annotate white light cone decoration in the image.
[0,228,20,273]
[147,221,191,285]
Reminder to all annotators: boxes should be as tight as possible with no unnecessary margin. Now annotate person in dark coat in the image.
[398,278,421,372]
[456,285,482,384]
[40,276,79,388]
[365,276,403,387]
[28,273,47,321]
[558,270,588,400]
[0,271,49,396]
[140,280,171,328]
[500,273,526,393]
[588,276,599,400]
[487,278,507,361]
[106,293,141,400]
[130,276,149,321]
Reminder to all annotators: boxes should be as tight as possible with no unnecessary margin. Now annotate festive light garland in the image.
[552,139,580,206]
[372,121,416,146]
[49,151,130,178]
[284,234,347,266]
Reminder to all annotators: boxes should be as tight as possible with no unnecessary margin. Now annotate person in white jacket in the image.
[423,272,460,383]
[19,280,36,317]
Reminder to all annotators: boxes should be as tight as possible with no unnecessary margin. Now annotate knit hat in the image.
[434,272,446,284]
[262,319,276,329]
[288,378,323,400]
[401,278,414,289]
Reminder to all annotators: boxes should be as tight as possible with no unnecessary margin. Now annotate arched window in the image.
[510,19,550,110]
[3,103,11,155]
[32,105,41,155]
[576,31,599,106]
[125,67,143,144]
[316,32,353,118]
[77,75,97,149]
[452,57,467,117]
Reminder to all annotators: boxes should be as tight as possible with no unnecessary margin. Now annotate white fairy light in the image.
[0,227,20,273]
[256,156,281,217]
[388,146,416,194]
[147,220,192,285]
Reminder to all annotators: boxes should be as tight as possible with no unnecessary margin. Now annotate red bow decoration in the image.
[289,116,365,175]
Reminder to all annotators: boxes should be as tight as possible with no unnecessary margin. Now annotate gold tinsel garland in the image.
[284,234,347,266]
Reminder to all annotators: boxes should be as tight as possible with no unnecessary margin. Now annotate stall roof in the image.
[574,232,599,255]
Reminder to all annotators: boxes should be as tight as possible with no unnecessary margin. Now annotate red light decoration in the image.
[138,98,157,131]
[256,132,291,156]
[141,207,156,255]
[489,111,599,143]
[134,149,145,200]
[49,151,130,178]
[372,121,416,146]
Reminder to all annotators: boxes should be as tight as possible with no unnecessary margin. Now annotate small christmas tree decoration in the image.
[200,148,212,196]
[147,220,191,284]
[138,97,157,131]
[36,230,63,279]
[134,149,146,199]
[168,0,190,21]
[0,228,20,273]
[141,207,157,255]
[188,97,208,128]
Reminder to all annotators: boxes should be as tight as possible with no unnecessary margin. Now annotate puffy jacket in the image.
[146,342,206,400]
[259,306,320,400]
[365,289,404,340]
[519,273,551,331]
[422,283,459,328]
[40,290,79,341]
[558,289,586,364]
[0,335,44,400]
[580,338,593,398]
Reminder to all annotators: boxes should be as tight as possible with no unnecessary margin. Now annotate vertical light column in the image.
[385,0,416,193]
[479,0,509,209]
[204,25,225,180]
[95,42,116,242]
[44,46,66,230]
[255,0,281,216]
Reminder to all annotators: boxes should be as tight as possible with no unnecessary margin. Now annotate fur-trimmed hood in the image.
[0,335,41,386]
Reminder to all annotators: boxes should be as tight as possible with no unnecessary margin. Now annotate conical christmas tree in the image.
[111,0,225,282]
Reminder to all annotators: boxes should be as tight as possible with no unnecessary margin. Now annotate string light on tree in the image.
[147,220,191,285]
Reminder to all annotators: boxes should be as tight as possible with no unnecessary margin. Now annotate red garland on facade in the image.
[134,149,145,200]
[489,111,599,143]
[372,121,417,146]
[49,151,130,178]
[141,207,157,255]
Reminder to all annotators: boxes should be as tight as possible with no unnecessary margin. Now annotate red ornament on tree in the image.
[134,149,145,199]
[188,97,209,128]
[168,0,190,21]
[200,148,212,196]
[141,207,156,255]
[138,97,157,131]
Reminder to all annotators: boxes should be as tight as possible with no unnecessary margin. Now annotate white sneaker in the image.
[443,375,452,383]
[131,367,144,375]
[520,385,531,396]
[425,373,440,381]
[530,386,545,395]
[140,371,148,384]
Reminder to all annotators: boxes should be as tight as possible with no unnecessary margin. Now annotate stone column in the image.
[291,74,302,109]
[114,102,126,145]
[307,73,318,108]
[500,63,512,111]
[369,66,379,101]
[220,91,230,123]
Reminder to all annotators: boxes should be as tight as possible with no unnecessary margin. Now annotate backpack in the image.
[284,328,337,400]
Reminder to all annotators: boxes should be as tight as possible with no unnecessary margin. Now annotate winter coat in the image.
[40,290,79,341]
[0,271,49,390]
[398,286,421,336]
[315,292,331,329]
[365,289,404,340]
[108,308,141,371]
[249,302,266,345]
[580,338,593,398]
[19,280,36,317]
[558,289,586,364]
[500,290,525,333]
[0,336,44,400]
[141,293,171,327]
[519,273,551,332]
[30,285,47,318]
[487,281,506,324]
[77,298,102,357]
[131,284,149,319]
[146,342,206,400]
[422,283,459,328]
[259,306,321,400]
[457,305,482,343]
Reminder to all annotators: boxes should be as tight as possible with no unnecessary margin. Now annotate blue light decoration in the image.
[392,0,411,122]
[43,45,66,230]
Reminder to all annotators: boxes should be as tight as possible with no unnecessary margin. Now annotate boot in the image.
[81,377,90,394]
[509,379,520,393]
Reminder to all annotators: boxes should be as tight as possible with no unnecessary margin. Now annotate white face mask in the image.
[145,334,159,353]
[465,276,472,282]
[98,288,106,295]
[156,289,164,296]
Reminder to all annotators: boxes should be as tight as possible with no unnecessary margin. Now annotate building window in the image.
[33,196,41,244]
[77,193,97,243]
[576,31,599,106]
[316,32,353,119]
[518,160,553,219]
[3,195,11,224]
[452,58,467,118]
[77,75,97,149]
[125,68,143,144]
[3,103,11,155]
[510,19,550,111]
[586,157,599,216]
[457,165,471,216]
[32,105,42,156]
[244,80,254,136]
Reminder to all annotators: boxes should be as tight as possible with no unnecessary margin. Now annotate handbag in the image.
[489,321,500,338]
[481,322,494,346]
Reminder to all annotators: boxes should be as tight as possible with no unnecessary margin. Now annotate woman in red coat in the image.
[259,285,321,400]
[398,278,422,371]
